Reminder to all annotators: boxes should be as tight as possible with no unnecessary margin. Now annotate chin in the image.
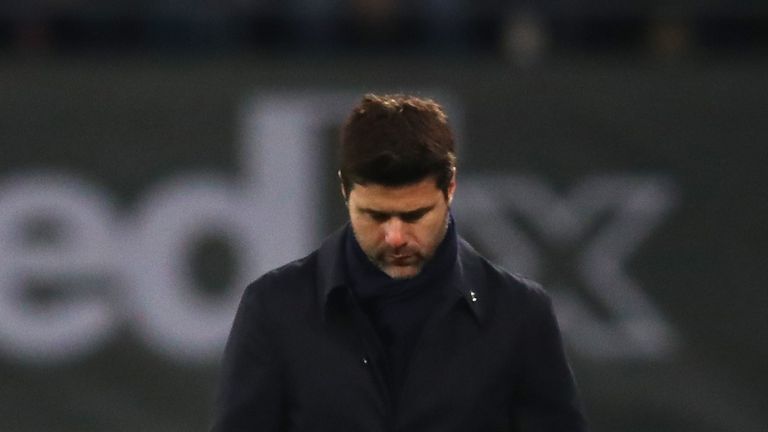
[382,266,421,280]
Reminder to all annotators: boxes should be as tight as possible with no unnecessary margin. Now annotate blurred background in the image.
[1,1,767,431]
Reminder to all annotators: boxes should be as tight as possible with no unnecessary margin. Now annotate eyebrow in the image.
[358,204,436,219]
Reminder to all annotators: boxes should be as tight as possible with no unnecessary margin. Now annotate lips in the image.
[389,254,417,265]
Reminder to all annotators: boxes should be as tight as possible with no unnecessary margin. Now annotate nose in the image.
[383,218,407,249]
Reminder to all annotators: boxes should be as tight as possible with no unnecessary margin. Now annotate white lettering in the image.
[125,177,259,363]
[0,92,679,365]
[0,172,117,364]
[120,93,358,364]
[453,175,680,360]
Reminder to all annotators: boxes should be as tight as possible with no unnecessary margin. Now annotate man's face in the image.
[346,176,455,279]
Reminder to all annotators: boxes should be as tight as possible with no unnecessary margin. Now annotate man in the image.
[211,94,588,431]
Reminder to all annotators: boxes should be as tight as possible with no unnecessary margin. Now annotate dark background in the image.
[1,2,767,431]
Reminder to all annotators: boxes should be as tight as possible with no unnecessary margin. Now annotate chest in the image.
[279,304,525,432]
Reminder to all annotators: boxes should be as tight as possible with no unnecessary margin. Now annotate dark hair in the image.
[339,93,456,197]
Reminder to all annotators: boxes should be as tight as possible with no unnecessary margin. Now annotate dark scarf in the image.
[345,214,458,398]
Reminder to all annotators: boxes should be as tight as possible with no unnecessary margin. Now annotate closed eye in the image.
[368,211,390,222]
[358,205,435,223]
[400,208,431,223]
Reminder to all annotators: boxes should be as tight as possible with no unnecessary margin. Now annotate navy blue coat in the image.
[211,226,588,432]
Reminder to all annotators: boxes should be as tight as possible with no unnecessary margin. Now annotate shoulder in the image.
[238,225,347,320]
[457,237,552,315]
[239,251,320,317]
[248,252,318,291]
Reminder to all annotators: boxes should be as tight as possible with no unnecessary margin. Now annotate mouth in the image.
[373,252,424,278]
[388,254,418,266]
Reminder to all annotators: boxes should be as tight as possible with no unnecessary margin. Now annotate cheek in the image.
[424,212,449,244]
[351,218,383,244]
[414,218,442,246]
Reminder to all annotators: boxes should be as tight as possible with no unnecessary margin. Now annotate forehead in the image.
[349,178,443,211]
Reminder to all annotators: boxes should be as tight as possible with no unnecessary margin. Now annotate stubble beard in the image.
[365,213,450,280]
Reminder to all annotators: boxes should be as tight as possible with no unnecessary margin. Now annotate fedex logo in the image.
[0,92,678,365]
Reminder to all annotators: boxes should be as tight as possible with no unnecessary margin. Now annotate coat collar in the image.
[316,223,487,324]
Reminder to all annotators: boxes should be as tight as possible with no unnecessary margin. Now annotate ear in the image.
[447,167,457,205]
[338,170,349,203]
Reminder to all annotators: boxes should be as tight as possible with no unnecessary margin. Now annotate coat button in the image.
[361,356,369,366]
